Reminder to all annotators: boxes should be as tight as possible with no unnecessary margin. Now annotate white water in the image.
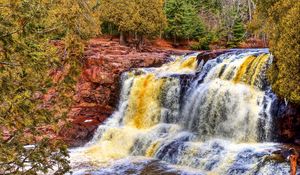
[69,50,298,175]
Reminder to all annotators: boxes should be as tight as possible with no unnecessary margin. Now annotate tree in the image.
[190,0,253,48]
[99,0,134,44]
[266,0,300,104]
[227,18,246,48]
[164,0,205,45]
[132,0,167,49]
[0,0,100,174]
[252,0,300,104]
[100,0,166,48]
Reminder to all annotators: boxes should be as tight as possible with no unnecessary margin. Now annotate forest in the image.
[0,0,299,174]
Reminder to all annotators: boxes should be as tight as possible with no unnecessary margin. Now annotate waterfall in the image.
[70,50,297,175]
[181,51,272,142]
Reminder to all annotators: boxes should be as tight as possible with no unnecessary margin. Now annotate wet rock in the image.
[196,50,230,63]
[271,98,300,143]
[60,105,113,147]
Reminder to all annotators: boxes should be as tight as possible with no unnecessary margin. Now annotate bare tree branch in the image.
[0,62,20,66]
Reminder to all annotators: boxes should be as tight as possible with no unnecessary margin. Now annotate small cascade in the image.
[181,51,272,142]
[70,50,298,175]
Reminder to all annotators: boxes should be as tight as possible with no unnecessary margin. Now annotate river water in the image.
[69,50,299,175]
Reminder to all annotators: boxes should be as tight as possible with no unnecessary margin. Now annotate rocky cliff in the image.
[59,38,189,146]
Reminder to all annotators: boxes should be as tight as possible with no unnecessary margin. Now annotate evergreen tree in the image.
[0,0,100,174]
[253,0,300,104]
[99,0,166,47]
[164,0,205,45]
[227,18,246,48]
[131,0,167,49]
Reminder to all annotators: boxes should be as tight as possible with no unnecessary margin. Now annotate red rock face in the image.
[61,38,188,147]
[271,100,300,143]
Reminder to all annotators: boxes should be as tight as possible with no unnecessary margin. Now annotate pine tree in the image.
[227,18,246,48]
[164,0,205,45]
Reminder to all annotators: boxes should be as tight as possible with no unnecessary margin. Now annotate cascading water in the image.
[69,50,299,175]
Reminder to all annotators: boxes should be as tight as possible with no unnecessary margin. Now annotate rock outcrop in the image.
[271,99,300,143]
[60,38,188,147]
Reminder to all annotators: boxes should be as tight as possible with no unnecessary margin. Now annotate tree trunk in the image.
[119,31,127,45]
[135,32,138,40]
[247,0,252,20]
[173,35,178,47]
[263,34,267,47]
[136,34,144,51]
[159,30,162,39]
